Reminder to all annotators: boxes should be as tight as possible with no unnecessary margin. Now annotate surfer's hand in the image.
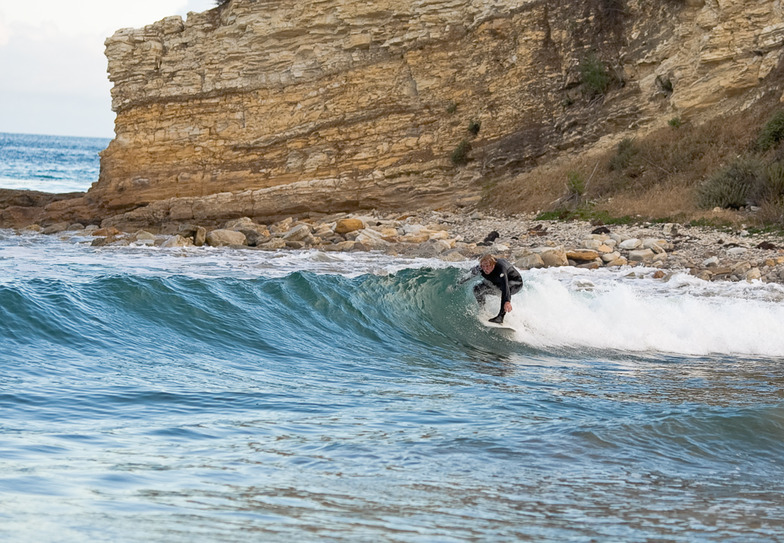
[504,302,512,313]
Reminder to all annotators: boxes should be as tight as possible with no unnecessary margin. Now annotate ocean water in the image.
[0,132,110,193]
[1,136,784,542]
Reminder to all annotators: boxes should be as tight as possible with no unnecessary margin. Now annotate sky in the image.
[0,0,215,139]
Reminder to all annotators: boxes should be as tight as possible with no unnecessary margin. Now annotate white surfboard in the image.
[479,312,515,331]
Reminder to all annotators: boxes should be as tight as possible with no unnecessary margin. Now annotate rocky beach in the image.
[23,208,784,284]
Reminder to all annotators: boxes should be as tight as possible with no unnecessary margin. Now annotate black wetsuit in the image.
[471,259,523,322]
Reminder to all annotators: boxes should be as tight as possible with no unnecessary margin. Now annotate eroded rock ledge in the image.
[84,0,784,225]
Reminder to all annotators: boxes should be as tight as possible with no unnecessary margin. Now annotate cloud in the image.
[0,89,114,138]
[0,27,108,96]
[182,0,217,15]
[0,1,216,136]
[0,14,8,47]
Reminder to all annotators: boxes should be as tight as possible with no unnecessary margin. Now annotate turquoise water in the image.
[1,135,783,541]
[0,234,783,542]
[0,132,109,193]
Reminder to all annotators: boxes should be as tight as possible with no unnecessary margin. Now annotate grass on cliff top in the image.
[482,101,784,229]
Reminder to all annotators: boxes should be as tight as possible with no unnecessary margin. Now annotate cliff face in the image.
[88,0,784,227]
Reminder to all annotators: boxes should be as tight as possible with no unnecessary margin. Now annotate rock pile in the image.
[21,209,784,284]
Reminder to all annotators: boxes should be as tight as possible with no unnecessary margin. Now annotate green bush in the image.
[766,161,784,194]
[752,160,784,208]
[451,139,472,166]
[566,171,585,197]
[468,120,481,136]
[696,157,764,209]
[756,110,784,152]
[608,138,638,171]
[668,117,682,128]
[580,53,612,97]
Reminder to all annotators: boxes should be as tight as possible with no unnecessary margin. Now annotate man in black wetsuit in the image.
[469,254,523,324]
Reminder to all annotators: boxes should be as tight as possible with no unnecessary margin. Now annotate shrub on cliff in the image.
[608,138,638,171]
[696,157,765,209]
[451,140,472,166]
[756,110,784,152]
[580,53,612,98]
[752,162,784,225]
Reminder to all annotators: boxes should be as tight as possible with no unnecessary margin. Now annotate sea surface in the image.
[1,134,784,542]
[0,132,109,193]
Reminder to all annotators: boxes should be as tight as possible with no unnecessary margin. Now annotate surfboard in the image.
[482,320,515,331]
[479,312,515,331]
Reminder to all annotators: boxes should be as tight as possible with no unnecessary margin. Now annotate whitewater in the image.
[1,133,783,541]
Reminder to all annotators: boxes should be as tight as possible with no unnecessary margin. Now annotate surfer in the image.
[465,254,523,324]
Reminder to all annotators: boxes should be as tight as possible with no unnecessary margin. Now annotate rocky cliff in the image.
[24,0,784,228]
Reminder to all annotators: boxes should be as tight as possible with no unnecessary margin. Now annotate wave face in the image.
[1,237,784,542]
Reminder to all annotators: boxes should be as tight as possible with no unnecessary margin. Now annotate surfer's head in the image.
[479,254,496,274]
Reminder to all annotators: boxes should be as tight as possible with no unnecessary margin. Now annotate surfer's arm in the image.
[499,274,512,312]
[496,264,514,314]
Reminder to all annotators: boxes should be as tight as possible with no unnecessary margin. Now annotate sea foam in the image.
[502,268,784,357]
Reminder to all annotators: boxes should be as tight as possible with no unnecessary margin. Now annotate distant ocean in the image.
[1,133,784,542]
[0,132,110,193]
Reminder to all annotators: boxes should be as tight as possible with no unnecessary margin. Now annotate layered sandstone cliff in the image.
[34,0,784,228]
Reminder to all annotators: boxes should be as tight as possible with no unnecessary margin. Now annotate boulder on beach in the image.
[206,229,247,247]
[335,218,364,235]
[539,249,569,267]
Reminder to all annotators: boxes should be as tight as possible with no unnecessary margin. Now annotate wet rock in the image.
[441,250,467,262]
[581,239,603,250]
[576,260,602,269]
[194,226,207,247]
[206,229,247,247]
[628,249,655,262]
[42,222,69,235]
[538,248,569,267]
[746,267,762,281]
[335,218,364,235]
[732,261,751,276]
[281,223,312,242]
[566,249,600,262]
[354,230,390,250]
[619,238,642,250]
[515,253,545,269]
[258,238,287,250]
[269,217,294,235]
[92,227,121,237]
[161,235,193,248]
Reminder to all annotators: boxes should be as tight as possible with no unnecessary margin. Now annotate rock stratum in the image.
[5,0,784,229]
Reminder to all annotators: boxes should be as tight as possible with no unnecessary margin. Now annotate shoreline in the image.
[18,208,784,284]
